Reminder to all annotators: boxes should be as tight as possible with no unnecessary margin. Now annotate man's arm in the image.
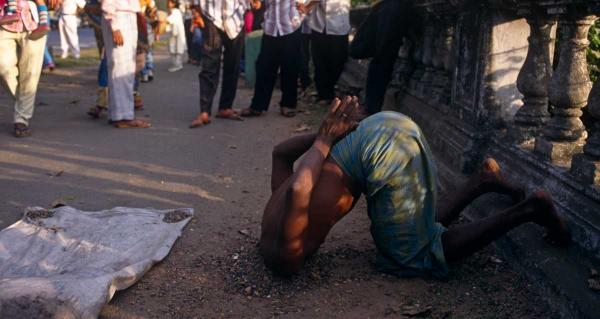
[271,133,318,192]
[277,97,359,266]
[101,0,124,46]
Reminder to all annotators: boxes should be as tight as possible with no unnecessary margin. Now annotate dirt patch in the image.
[163,210,192,223]
[25,209,55,221]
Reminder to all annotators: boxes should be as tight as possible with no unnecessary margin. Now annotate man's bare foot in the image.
[113,119,151,128]
[529,190,571,246]
[472,158,526,202]
[190,112,211,128]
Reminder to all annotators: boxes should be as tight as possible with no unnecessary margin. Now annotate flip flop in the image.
[113,119,151,128]
[87,106,104,119]
[189,118,211,128]
[216,109,244,121]
[280,108,296,118]
[13,123,32,137]
[240,108,263,117]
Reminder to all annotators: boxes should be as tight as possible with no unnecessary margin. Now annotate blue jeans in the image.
[98,55,108,88]
[43,46,54,66]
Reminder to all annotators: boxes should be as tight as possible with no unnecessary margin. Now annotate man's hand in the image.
[296,0,319,14]
[112,30,124,46]
[317,96,360,146]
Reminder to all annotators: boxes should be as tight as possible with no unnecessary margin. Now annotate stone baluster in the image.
[417,21,436,95]
[438,16,456,106]
[394,38,414,89]
[409,33,425,91]
[510,9,556,144]
[431,22,446,103]
[572,79,600,184]
[533,14,596,163]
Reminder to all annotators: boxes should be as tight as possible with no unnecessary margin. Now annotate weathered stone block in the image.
[571,153,600,185]
[534,136,585,164]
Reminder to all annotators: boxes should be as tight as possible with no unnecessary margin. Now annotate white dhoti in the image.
[58,14,80,58]
[101,12,137,122]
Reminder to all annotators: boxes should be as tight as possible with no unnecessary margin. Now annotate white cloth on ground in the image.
[166,8,187,55]
[0,206,193,319]
[101,11,138,121]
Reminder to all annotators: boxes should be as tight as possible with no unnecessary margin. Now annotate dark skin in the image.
[260,96,571,276]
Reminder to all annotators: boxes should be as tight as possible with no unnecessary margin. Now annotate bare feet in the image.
[190,112,211,128]
[529,190,571,246]
[472,158,526,203]
[113,119,151,128]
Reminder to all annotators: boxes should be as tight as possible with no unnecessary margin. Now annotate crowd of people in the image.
[1,0,381,134]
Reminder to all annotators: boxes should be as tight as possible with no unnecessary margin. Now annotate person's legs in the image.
[14,32,46,126]
[324,34,348,100]
[442,190,570,263]
[0,29,19,109]
[58,15,69,58]
[279,30,301,110]
[299,32,311,90]
[248,33,281,112]
[310,30,327,101]
[65,15,80,58]
[218,29,244,110]
[198,19,223,116]
[103,12,138,123]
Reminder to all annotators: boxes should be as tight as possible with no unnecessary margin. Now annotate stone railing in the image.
[360,1,600,316]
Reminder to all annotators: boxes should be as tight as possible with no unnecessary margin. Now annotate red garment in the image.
[0,0,37,32]
[244,10,253,34]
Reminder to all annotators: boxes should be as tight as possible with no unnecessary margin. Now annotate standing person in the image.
[240,0,307,118]
[298,16,311,94]
[188,5,204,65]
[101,0,150,128]
[350,0,416,114]
[43,45,56,70]
[58,0,86,59]
[166,0,186,72]
[0,0,48,137]
[189,0,247,128]
[306,0,350,104]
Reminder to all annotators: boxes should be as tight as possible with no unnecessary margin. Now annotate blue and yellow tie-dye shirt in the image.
[330,111,448,278]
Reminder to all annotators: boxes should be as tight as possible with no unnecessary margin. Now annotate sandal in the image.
[13,123,32,137]
[113,119,151,128]
[87,106,104,119]
[216,109,244,121]
[190,113,211,128]
[240,108,263,117]
[280,107,296,118]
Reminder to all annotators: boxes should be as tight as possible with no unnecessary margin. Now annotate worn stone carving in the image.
[417,22,436,94]
[534,14,596,163]
[511,10,556,144]
[572,79,600,184]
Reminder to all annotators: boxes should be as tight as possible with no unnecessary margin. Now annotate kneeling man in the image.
[260,96,570,278]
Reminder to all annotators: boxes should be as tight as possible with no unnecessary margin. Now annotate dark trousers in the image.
[299,33,312,90]
[311,30,348,101]
[184,18,193,60]
[199,19,244,114]
[355,0,410,114]
[250,29,301,111]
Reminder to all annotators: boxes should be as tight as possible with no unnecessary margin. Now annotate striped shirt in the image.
[263,0,302,37]
[200,0,248,39]
[309,0,350,35]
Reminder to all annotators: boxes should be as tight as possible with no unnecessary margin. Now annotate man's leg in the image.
[65,16,80,58]
[436,158,525,227]
[218,30,244,110]
[325,34,348,100]
[59,16,69,57]
[249,34,281,112]
[103,13,137,122]
[0,29,19,100]
[442,190,570,263]
[198,19,223,115]
[14,33,46,126]
[279,30,301,109]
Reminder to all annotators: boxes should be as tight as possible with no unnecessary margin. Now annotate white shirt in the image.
[309,0,350,35]
[200,0,247,39]
[263,0,302,37]
[61,0,86,15]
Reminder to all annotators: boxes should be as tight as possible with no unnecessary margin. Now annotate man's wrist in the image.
[313,136,334,155]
